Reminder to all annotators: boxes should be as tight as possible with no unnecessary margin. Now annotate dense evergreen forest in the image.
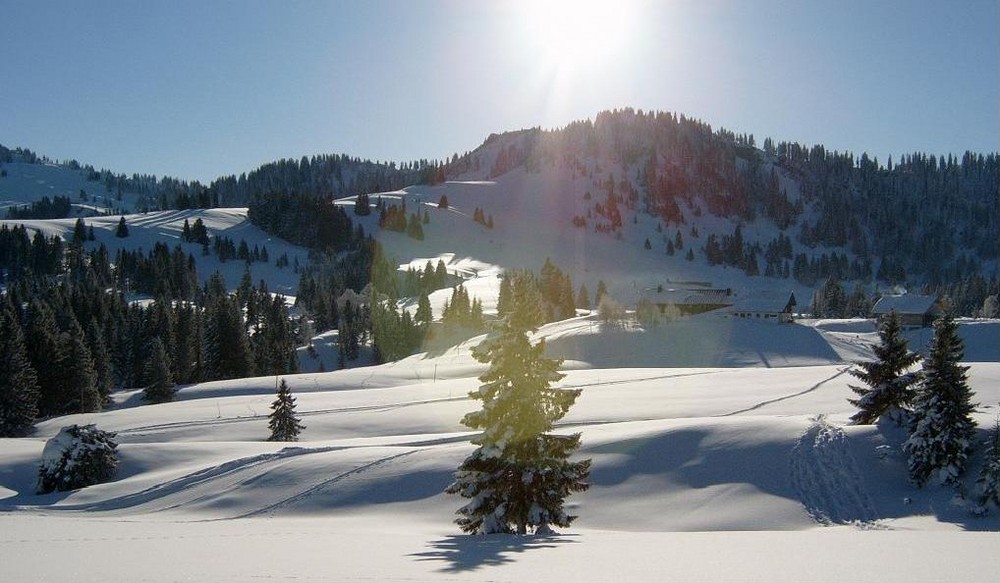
[0,221,299,436]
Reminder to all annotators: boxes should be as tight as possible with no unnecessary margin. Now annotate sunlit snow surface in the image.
[1,315,998,582]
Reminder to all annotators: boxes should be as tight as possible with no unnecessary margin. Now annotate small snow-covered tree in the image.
[36,424,118,494]
[268,378,304,442]
[903,314,978,489]
[447,272,590,534]
[975,415,1000,512]
[847,310,922,425]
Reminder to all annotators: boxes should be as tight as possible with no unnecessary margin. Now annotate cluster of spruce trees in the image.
[5,195,73,220]
[248,190,366,251]
[0,219,300,436]
[847,311,998,512]
[0,269,298,437]
[377,199,427,240]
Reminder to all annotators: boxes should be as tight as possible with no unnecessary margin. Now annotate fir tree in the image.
[595,280,608,305]
[447,273,590,534]
[143,338,175,403]
[904,314,978,489]
[203,295,253,381]
[576,284,590,310]
[415,291,432,327]
[847,311,922,425]
[115,216,129,238]
[57,322,100,414]
[25,300,65,416]
[0,301,40,437]
[406,213,425,240]
[975,415,1000,512]
[268,378,304,441]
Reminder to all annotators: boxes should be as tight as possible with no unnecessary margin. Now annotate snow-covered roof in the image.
[729,291,796,314]
[641,287,733,306]
[871,294,939,316]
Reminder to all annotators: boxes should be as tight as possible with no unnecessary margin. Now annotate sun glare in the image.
[524,0,636,73]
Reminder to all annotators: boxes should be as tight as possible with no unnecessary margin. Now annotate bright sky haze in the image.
[1,0,997,183]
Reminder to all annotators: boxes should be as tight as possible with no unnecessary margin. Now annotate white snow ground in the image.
[2,315,999,583]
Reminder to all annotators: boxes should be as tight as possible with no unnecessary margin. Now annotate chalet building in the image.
[728,291,797,323]
[641,284,733,316]
[871,294,943,329]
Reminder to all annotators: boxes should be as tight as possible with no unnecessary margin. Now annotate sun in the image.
[523,0,636,73]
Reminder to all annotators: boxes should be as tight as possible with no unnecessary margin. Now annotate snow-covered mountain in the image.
[1,111,999,582]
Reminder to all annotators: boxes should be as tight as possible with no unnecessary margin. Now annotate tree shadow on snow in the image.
[410,532,578,573]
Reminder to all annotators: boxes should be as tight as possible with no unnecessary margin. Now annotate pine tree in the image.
[268,378,304,441]
[25,300,65,416]
[406,213,425,240]
[576,284,590,310]
[447,273,590,534]
[975,415,1000,512]
[115,216,129,238]
[203,296,253,381]
[904,314,978,489]
[0,301,40,437]
[595,280,608,305]
[847,311,922,424]
[143,338,175,403]
[85,320,113,405]
[415,291,432,327]
[55,321,100,414]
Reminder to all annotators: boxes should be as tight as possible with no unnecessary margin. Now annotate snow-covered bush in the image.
[36,424,119,494]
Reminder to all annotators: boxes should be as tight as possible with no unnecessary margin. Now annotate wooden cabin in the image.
[871,294,942,329]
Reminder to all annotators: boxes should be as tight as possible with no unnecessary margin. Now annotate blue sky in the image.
[1,0,997,183]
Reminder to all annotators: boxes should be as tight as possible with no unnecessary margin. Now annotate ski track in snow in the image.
[115,396,471,437]
[716,367,850,417]
[559,369,724,390]
[235,449,419,519]
[789,414,882,528]
[5,446,342,515]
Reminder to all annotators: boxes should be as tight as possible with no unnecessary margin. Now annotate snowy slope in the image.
[0,208,311,295]
[0,161,144,215]
[341,176,820,310]
[1,317,998,582]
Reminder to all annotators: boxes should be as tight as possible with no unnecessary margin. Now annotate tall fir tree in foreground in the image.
[903,314,978,489]
[447,272,590,535]
[847,310,922,425]
[268,378,304,442]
